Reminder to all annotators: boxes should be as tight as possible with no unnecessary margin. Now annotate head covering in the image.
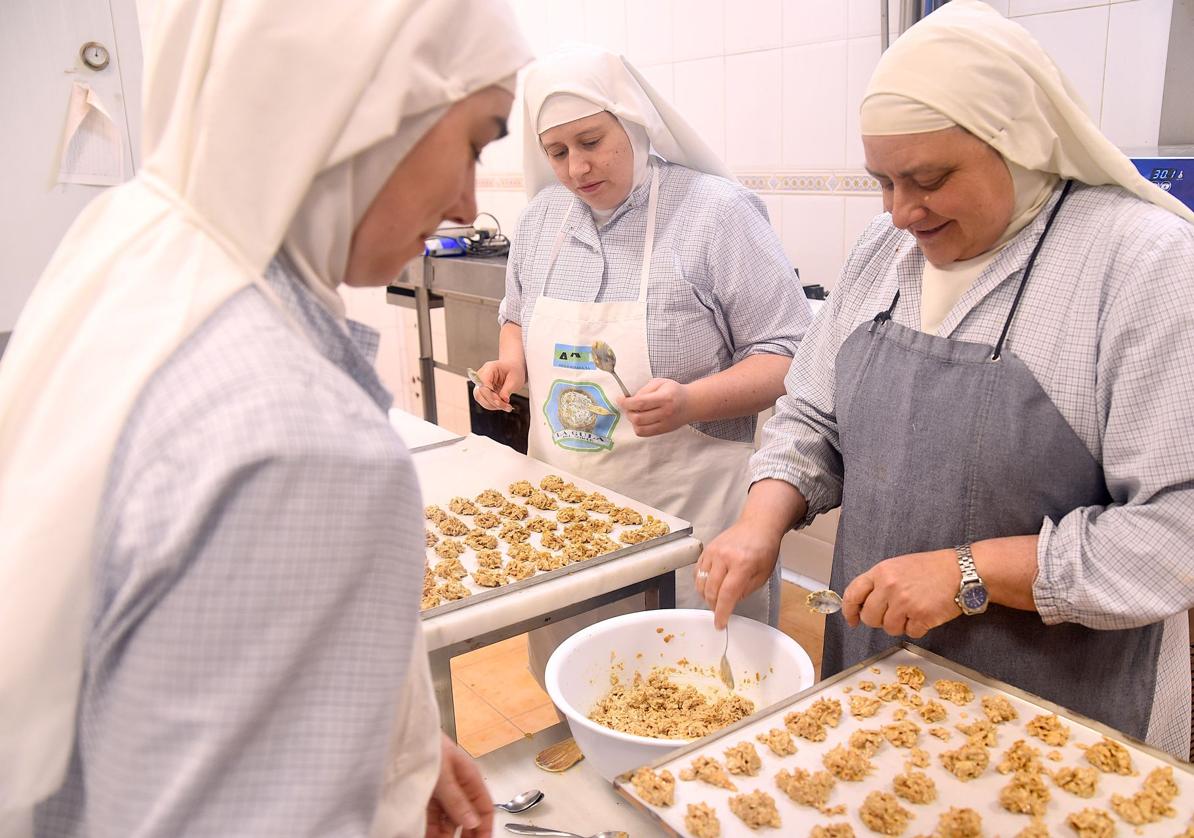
[521,45,734,199]
[859,0,1194,225]
[0,0,530,825]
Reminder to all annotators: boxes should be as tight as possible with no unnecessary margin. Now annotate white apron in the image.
[369,629,440,838]
[525,170,779,682]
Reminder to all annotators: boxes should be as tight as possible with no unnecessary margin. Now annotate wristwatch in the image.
[953,543,989,616]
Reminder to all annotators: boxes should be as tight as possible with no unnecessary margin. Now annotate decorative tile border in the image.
[477,170,882,195]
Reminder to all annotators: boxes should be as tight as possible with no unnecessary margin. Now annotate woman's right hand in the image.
[698,520,784,629]
[471,359,525,412]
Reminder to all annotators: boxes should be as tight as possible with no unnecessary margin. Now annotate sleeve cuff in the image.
[1032,516,1072,625]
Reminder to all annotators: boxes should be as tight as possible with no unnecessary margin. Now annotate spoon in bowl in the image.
[718,625,735,690]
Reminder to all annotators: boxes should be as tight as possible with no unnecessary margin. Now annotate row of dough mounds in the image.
[421,474,671,609]
[624,662,1190,837]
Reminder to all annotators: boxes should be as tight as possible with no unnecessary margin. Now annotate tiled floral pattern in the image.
[477,170,881,195]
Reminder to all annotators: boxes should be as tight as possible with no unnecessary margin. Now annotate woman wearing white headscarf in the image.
[474,48,812,662]
[700,0,1194,759]
[0,1,530,835]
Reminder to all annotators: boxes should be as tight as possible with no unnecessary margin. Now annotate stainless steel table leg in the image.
[415,285,437,424]
[643,570,676,610]
[428,644,457,741]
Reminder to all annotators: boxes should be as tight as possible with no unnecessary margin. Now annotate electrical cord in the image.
[462,211,510,257]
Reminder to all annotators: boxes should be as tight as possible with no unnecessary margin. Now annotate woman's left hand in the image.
[841,548,963,638]
[425,733,492,838]
[618,378,692,437]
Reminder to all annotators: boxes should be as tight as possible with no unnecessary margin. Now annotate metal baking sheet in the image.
[415,434,692,619]
[388,407,464,453]
[615,643,1194,836]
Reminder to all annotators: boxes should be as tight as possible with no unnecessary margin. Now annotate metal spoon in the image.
[806,589,843,614]
[504,826,627,838]
[718,625,735,690]
[494,788,544,814]
[590,341,630,398]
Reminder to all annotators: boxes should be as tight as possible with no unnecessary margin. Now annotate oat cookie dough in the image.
[556,506,588,523]
[906,747,930,769]
[757,727,797,756]
[558,483,588,503]
[539,474,566,492]
[420,590,440,610]
[437,579,469,600]
[878,683,907,703]
[525,491,558,510]
[506,542,535,562]
[464,529,498,551]
[919,700,948,724]
[437,516,469,537]
[776,767,836,809]
[981,695,1018,724]
[998,739,1042,775]
[1066,807,1116,838]
[852,695,883,719]
[592,668,753,739]
[612,505,644,525]
[1026,714,1070,746]
[729,790,781,830]
[475,489,504,507]
[896,665,926,691]
[507,479,534,497]
[823,745,875,781]
[471,567,506,587]
[680,756,738,791]
[580,491,616,513]
[1014,820,1050,838]
[686,802,722,838]
[811,825,856,838]
[498,500,528,520]
[807,698,844,727]
[504,559,535,580]
[1053,765,1099,797]
[882,720,921,748]
[473,511,501,529]
[432,555,467,579]
[850,728,885,757]
[525,516,557,533]
[933,679,974,706]
[630,766,674,807]
[498,522,530,543]
[932,807,983,838]
[940,743,989,781]
[785,710,828,742]
[725,741,763,776]
[1083,736,1133,775]
[475,549,502,569]
[1110,766,1179,825]
[957,719,997,747]
[540,532,565,550]
[449,496,478,515]
[424,504,448,522]
[892,769,937,804]
[929,726,951,741]
[859,791,912,835]
[1000,770,1051,816]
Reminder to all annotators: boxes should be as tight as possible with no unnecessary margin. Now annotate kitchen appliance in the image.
[1126,145,1194,214]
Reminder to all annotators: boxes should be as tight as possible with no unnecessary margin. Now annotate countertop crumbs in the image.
[685,802,721,838]
[859,790,912,835]
[680,755,738,790]
[729,790,781,830]
[629,766,674,807]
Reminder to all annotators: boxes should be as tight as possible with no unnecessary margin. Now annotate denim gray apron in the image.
[824,182,1163,739]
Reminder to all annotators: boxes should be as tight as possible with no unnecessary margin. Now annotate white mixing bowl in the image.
[544,608,815,782]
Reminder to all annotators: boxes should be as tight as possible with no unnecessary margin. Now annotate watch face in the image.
[960,584,989,612]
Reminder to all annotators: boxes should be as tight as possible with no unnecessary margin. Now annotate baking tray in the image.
[615,643,1194,836]
[415,434,692,619]
[388,407,465,453]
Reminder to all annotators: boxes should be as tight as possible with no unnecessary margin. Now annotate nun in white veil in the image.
[0,1,530,835]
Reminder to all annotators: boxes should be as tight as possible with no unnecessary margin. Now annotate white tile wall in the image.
[627,0,673,67]
[1100,0,1172,147]
[783,0,847,45]
[672,0,724,61]
[1009,0,1107,15]
[673,57,728,159]
[782,41,848,168]
[726,50,784,167]
[844,36,880,169]
[781,194,846,287]
[724,0,783,53]
[1015,4,1110,121]
[583,0,628,54]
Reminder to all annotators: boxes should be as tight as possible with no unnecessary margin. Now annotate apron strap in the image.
[541,204,574,299]
[637,167,661,304]
[991,179,1074,361]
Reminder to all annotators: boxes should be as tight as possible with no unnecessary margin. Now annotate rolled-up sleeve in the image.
[707,192,811,362]
[1035,225,1194,629]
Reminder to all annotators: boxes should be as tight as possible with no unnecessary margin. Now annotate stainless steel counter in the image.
[386,254,509,423]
